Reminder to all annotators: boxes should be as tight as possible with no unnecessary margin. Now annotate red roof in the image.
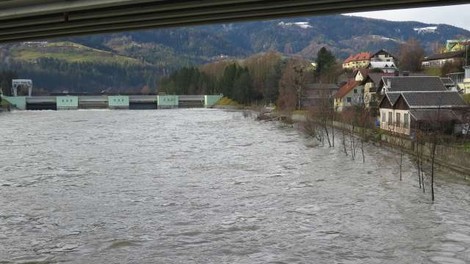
[343,52,372,64]
[335,79,361,98]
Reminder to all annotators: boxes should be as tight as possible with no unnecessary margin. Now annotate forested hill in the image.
[67,15,470,62]
[0,15,469,94]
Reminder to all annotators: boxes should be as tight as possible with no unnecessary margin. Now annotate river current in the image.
[0,109,470,263]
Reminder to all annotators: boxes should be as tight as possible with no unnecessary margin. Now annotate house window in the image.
[381,111,386,122]
[396,113,401,127]
[404,113,409,128]
[347,97,352,103]
[388,111,393,126]
[354,89,357,94]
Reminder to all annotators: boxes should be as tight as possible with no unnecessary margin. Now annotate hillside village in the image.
[310,39,470,137]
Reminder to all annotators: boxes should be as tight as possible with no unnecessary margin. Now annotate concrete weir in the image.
[1,95,222,110]
[57,96,78,110]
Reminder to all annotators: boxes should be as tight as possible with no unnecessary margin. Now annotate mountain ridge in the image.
[0,14,469,93]
[67,14,470,65]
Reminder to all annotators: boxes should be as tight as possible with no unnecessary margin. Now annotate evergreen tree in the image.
[315,47,337,82]
[0,71,17,96]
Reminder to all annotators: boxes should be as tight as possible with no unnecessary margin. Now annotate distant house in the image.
[342,49,396,70]
[446,67,470,94]
[336,69,393,110]
[370,49,396,63]
[367,61,397,73]
[342,52,372,70]
[301,83,338,109]
[445,39,470,52]
[421,50,465,68]
[334,79,364,111]
[378,92,401,131]
[463,66,470,94]
[363,72,394,108]
[379,91,468,135]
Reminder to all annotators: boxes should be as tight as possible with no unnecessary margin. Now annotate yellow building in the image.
[446,39,470,52]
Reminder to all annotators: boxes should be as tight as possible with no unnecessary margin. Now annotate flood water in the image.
[1,109,470,263]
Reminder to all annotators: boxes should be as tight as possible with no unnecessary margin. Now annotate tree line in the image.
[159,51,284,104]
[0,58,160,95]
[0,70,17,96]
[159,48,338,106]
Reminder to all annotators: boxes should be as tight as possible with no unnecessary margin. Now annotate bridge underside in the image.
[0,0,467,43]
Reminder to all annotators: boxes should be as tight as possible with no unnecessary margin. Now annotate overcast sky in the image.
[345,4,470,31]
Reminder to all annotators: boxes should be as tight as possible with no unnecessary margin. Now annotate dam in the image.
[1,94,223,110]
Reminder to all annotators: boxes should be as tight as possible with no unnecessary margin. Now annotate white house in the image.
[421,50,465,68]
[368,61,397,74]
[379,91,468,135]
[334,79,364,111]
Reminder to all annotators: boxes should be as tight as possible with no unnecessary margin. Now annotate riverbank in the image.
[261,109,470,179]
[0,98,11,112]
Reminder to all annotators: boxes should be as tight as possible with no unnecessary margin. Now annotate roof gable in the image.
[372,49,396,59]
[354,68,369,81]
[379,92,400,109]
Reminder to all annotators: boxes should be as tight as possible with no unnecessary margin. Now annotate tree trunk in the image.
[399,150,403,181]
[431,139,437,202]
[416,144,422,189]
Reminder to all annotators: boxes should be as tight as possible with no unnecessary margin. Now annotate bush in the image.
[463,94,470,104]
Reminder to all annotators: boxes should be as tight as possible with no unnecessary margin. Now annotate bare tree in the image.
[390,119,408,181]
[277,58,312,112]
[398,38,425,72]
[307,86,336,147]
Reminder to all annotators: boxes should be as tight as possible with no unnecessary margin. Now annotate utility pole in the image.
[466,41,468,66]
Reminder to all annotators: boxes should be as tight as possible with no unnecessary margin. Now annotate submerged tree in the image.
[307,85,336,147]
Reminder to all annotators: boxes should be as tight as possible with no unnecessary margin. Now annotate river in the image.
[0,109,469,263]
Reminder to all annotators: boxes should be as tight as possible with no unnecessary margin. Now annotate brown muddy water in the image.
[1,109,469,263]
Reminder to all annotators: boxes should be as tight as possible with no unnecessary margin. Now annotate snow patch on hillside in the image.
[278,21,312,29]
[352,35,402,43]
[414,26,438,34]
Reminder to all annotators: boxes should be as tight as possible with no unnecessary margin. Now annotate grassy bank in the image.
[1,97,10,111]
[213,97,243,109]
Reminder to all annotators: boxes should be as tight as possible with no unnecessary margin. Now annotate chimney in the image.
[465,66,470,79]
